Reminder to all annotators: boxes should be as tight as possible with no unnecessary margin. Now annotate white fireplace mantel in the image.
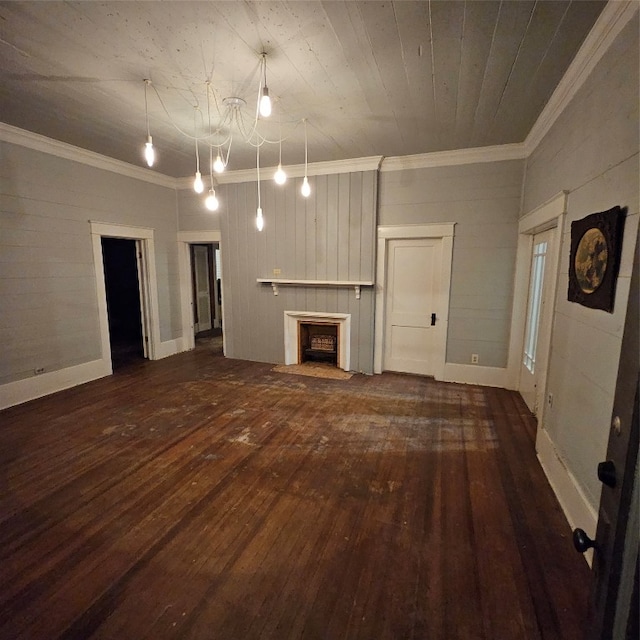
[257,278,373,299]
[284,311,351,371]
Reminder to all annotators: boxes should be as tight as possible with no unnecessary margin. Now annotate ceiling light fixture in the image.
[213,149,226,173]
[141,52,314,212]
[301,119,311,198]
[205,187,219,211]
[259,52,272,118]
[143,79,154,167]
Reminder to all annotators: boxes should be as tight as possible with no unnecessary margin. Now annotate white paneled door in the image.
[384,238,442,376]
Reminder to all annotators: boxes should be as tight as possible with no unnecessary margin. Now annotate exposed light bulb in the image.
[274,163,287,185]
[256,207,264,231]
[213,154,225,173]
[144,135,155,167]
[259,87,271,118]
[193,171,204,194]
[205,189,219,211]
[301,176,311,198]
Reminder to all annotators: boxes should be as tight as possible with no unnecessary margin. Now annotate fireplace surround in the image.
[284,311,351,371]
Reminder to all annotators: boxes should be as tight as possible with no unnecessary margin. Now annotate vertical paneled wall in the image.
[216,171,377,373]
[378,160,524,367]
[177,188,222,232]
[522,14,639,511]
[0,142,181,386]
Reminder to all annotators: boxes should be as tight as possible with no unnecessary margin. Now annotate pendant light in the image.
[205,188,219,211]
[259,53,271,118]
[256,144,264,231]
[192,106,204,193]
[213,148,226,173]
[143,79,155,167]
[301,119,311,198]
[205,147,219,211]
[274,131,287,185]
[193,140,204,194]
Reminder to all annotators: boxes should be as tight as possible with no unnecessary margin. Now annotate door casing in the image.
[519,228,556,415]
[509,192,566,429]
[374,224,455,378]
[178,231,223,352]
[90,222,161,370]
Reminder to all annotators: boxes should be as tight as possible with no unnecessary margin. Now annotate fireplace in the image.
[299,322,339,366]
[284,311,351,371]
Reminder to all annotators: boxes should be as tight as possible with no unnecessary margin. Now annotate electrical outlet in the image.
[34,367,45,375]
[273,268,281,276]
[471,354,479,364]
[547,392,553,407]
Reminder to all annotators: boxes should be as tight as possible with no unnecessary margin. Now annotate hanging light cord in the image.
[144,80,151,137]
[256,143,261,210]
[304,119,308,173]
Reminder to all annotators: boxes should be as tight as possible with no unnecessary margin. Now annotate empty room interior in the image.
[0,1,638,639]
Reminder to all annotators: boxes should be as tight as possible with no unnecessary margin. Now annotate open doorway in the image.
[101,237,146,368]
[190,242,222,349]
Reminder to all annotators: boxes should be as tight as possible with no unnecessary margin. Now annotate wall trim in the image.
[536,427,598,567]
[0,122,178,189]
[443,363,511,389]
[380,144,526,173]
[179,156,385,188]
[0,359,111,410]
[525,0,639,155]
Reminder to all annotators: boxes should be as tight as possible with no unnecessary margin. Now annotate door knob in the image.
[573,528,598,553]
[597,460,617,488]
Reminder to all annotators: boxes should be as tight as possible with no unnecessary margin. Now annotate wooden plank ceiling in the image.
[0,1,607,177]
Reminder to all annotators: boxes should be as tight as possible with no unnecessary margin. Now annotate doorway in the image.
[190,242,222,340]
[520,228,555,415]
[101,238,146,368]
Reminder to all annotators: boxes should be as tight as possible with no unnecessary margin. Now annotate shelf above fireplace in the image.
[256,278,374,299]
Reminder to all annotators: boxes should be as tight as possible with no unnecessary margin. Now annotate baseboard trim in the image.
[0,359,112,410]
[443,363,512,389]
[536,427,598,566]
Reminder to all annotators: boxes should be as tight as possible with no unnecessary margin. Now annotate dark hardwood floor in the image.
[0,341,592,639]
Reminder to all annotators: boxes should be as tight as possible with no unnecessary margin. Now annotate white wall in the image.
[0,141,182,403]
[177,188,222,232]
[378,159,524,368]
[522,14,639,529]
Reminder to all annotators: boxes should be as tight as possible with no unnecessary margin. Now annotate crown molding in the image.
[0,122,178,189]
[525,0,638,155]
[177,155,385,188]
[380,143,526,173]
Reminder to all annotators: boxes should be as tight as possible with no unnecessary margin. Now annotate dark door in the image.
[102,237,145,368]
[574,228,639,639]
